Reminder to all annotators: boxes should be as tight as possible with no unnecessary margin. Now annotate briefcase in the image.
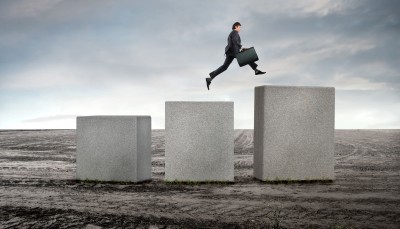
[236,47,259,67]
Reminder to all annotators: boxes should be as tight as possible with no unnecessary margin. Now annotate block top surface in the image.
[166,101,233,104]
[255,85,335,90]
[77,115,151,119]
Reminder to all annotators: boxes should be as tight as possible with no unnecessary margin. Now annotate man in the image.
[206,22,266,90]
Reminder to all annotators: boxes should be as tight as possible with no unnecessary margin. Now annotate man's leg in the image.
[249,62,266,75]
[248,62,258,71]
[209,55,235,80]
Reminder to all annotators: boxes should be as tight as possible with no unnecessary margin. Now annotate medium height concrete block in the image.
[165,102,234,182]
[76,116,151,182]
[254,85,335,181]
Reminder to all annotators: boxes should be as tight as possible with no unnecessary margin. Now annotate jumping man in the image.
[206,22,266,90]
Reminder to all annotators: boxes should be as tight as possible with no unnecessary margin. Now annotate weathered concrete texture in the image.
[254,85,335,181]
[165,102,234,182]
[76,116,151,182]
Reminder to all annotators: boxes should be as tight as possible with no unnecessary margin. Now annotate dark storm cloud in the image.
[242,0,400,89]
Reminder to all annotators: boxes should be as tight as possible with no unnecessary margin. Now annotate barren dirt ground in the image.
[0,129,399,228]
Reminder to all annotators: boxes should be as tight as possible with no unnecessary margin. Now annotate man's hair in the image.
[232,22,241,30]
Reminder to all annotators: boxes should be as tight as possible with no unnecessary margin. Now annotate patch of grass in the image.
[330,224,355,229]
[255,177,334,184]
[165,179,234,185]
[75,179,151,185]
[265,208,284,228]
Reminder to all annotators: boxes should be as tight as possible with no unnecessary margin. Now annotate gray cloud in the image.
[22,114,79,123]
[0,0,399,129]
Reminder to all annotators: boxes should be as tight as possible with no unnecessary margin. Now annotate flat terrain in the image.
[0,129,399,228]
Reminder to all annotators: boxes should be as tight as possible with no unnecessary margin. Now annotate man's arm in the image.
[231,32,242,54]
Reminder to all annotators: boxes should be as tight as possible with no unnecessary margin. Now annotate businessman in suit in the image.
[206,22,265,90]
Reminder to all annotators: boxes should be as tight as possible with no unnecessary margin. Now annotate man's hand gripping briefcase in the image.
[236,47,259,67]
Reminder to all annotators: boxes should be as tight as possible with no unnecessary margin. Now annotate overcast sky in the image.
[0,0,399,129]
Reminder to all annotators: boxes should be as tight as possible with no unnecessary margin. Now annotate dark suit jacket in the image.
[225,30,242,57]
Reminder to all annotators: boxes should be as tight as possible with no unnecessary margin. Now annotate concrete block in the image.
[254,85,335,181]
[165,102,234,182]
[76,116,151,182]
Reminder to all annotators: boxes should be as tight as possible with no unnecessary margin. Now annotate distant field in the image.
[0,129,399,228]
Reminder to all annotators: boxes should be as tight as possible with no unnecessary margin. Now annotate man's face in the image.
[235,25,241,32]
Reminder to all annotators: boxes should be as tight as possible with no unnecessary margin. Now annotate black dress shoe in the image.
[255,69,266,75]
[206,77,212,90]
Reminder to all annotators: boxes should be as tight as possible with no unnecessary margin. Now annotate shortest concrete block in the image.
[76,116,151,182]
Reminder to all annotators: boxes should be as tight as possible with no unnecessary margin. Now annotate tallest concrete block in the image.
[254,85,335,181]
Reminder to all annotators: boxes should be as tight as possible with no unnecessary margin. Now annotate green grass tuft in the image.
[255,177,334,184]
[330,224,356,229]
[165,179,234,185]
[75,178,151,185]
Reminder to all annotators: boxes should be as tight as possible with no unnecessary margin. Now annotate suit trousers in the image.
[209,54,258,79]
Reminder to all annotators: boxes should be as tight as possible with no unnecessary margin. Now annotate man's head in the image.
[232,22,241,32]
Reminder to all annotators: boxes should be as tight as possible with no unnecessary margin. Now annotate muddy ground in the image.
[0,129,399,228]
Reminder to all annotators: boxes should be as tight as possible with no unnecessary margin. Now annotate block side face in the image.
[253,87,265,180]
[136,116,152,182]
[261,86,335,180]
[328,88,335,179]
[76,116,137,182]
[165,102,234,181]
